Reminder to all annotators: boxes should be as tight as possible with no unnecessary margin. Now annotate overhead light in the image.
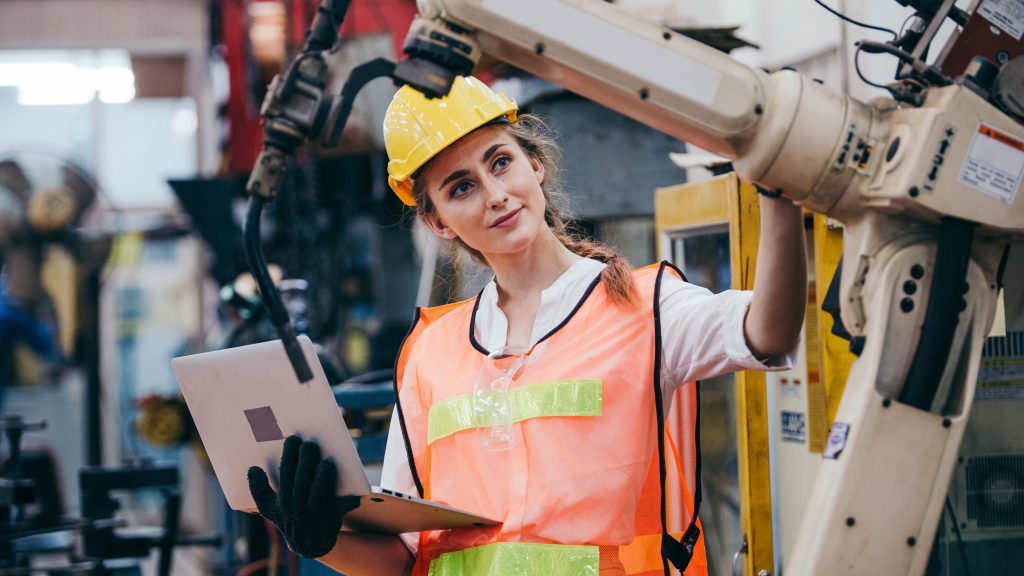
[96,67,137,104]
[18,86,96,106]
[0,51,136,106]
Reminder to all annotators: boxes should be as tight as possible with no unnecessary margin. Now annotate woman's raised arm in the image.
[744,196,808,359]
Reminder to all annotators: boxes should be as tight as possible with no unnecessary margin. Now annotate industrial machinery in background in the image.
[0,154,107,316]
[0,413,220,575]
[234,0,1024,574]
[0,153,112,467]
[162,3,427,572]
[0,152,229,575]
[198,0,425,379]
[939,328,1024,574]
[0,152,196,466]
[0,153,105,363]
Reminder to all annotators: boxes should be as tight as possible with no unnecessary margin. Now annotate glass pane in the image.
[680,232,731,293]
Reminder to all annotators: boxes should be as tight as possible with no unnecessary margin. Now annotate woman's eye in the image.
[492,156,511,172]
[451,181,473,198]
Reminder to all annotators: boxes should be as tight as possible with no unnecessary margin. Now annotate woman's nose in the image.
[483,179,509,208]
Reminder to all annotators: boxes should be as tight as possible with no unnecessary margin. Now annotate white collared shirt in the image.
[381,258,795,550]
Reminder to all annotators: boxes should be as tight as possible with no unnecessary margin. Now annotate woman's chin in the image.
[480,234,550,261]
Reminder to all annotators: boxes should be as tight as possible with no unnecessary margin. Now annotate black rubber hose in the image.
[899,217,975,410]
[243,196,313,383]
[302,0,353,53]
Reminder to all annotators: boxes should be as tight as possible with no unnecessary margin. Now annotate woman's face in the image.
[419,124,547,259]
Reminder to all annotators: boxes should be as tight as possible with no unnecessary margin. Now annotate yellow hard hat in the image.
[383,76,518,206]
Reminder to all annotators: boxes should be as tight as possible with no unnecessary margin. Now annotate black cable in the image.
[813,0,898,40]
[944,497,973,576]
[302,0,353,53]
[243,196,313,382]
[898,13,916,37]
[858,39,952,86]
[899,217,974,409]
[858,40,922,67]
[854,45,896,92]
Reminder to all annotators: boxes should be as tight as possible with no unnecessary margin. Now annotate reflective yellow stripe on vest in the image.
[427,379,602,444]
[428,542,599,576]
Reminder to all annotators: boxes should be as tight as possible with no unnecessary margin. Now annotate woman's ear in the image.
[530,155,545,184]
[423,211,458,240]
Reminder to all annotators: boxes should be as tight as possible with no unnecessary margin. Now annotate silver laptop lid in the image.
[172,336,372,512]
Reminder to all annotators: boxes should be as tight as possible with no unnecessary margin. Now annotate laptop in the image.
[171,335,499,534]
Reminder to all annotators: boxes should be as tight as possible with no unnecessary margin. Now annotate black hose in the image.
[243,197,313,383]
[302,0,353,53]
[899,217,975,410]
[323,58,397,146]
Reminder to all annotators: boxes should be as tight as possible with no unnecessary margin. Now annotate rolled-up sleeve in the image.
[659,275,797,395]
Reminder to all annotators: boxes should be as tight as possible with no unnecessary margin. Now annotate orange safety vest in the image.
[393,262,707,576]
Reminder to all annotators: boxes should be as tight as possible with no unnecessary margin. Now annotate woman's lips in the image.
[491,208,522,228]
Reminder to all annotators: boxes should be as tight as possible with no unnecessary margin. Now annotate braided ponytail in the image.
[553,231,638,307]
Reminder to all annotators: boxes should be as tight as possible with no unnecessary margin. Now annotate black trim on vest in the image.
[393,307,425,498]
[653,261,703,574]
[467,272,604,356]
[468,292,490,355]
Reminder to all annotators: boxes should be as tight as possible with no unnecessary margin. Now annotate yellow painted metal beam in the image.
[812,215,855,429]
[726,176,774,576]
[655,175,731,236]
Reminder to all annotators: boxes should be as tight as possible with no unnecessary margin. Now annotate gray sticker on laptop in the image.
[244,406,285,442]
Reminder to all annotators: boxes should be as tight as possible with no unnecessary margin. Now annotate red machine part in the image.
[940,0,1024,77]
[220,0,418,174]
[221,0,264,174]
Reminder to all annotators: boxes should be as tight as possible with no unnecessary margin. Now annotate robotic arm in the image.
[405,0,1023,232]
[395,1,1021,575]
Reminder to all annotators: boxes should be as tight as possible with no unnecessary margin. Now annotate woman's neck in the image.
[487,231,581,303]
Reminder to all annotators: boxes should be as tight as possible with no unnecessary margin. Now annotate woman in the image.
[248,76,806,576]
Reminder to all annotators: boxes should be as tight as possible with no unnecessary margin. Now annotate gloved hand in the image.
[247,435,361,558]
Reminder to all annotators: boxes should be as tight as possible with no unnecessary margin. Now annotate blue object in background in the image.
[0,286,54,358]
[0,286,55,410]
[300,558,343,575]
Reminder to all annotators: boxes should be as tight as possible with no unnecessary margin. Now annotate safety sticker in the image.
[781,411,807,443]
[779,377,802,399]
[824,422,849,460]
[957,123,1024,204]
[977,359,1024,401]
[979,0,1024,41]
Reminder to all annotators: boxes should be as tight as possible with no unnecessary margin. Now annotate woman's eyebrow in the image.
[439,144,507,188]
[482,143,505,163]
[440,169,469,189]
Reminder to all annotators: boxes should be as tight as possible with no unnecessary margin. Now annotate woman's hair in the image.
[411,113,638,307]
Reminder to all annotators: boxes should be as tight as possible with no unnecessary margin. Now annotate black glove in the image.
[247,435,361,558]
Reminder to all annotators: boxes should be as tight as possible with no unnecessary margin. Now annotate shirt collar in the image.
[475,258,607,351]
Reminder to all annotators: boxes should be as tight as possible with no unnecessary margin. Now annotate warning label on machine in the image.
[781,411,806,444]
[979,0,1024,40]
[976,358,1024,400]
[957,123,1024,204]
